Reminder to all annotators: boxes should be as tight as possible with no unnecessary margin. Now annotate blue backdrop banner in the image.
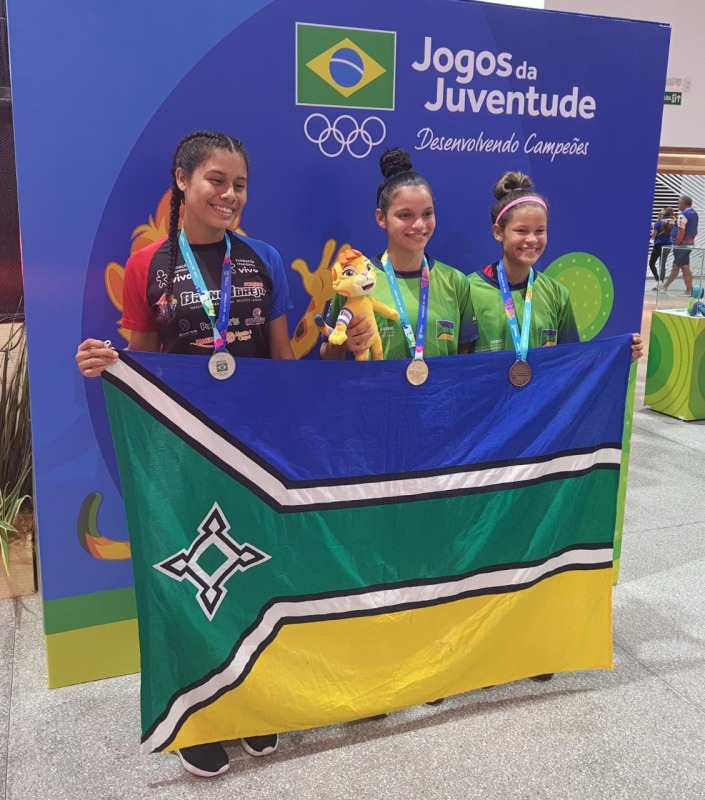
[6,0,669,685]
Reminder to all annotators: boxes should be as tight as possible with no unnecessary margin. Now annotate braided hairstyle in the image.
[157,130,249,322]
[490,171,548,229]
[376,148,433,215]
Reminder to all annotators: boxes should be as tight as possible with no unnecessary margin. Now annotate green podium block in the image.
[645,310,705,420]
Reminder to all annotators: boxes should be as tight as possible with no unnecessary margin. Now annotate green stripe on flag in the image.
[104,381,619,732]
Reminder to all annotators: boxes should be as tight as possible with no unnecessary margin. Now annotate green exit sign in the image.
[665,91,683,105]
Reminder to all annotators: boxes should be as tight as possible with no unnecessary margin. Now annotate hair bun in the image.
[379,148,413,179]
[492,170,534,201]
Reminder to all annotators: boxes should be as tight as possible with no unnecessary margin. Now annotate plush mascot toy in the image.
[315,248,399,360]
[688,286,705,317]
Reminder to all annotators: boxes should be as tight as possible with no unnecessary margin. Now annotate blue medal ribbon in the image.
[178,229,232,352]
[381,252,431,360]
[497,259,534,363]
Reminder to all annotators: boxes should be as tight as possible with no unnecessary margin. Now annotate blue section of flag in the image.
[125,335,632,481]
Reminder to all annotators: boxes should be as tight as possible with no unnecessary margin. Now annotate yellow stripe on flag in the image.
[168,568,612,749]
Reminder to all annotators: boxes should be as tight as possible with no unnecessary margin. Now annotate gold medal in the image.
[208,351,236,381]
[406,359,429,386]
[508,360,532,387]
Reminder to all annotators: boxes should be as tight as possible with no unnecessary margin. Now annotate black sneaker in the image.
[241,733,279,757]
[176,742,230,778]
[530,673,555,682]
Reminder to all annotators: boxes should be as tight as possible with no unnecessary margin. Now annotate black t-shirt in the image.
[122,231,291,358]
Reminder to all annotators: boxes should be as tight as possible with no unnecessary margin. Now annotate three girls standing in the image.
[77,134,641,780]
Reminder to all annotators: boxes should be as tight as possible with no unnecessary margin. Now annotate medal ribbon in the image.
[497,259,534,363]
[381,252,431,360]
[179,229,232,351]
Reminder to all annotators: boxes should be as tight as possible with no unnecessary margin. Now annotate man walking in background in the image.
[663,195,699,294]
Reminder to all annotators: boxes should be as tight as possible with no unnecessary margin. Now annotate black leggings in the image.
[649,244,666,281]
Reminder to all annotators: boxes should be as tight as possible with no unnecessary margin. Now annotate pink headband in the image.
[495,196,547,225]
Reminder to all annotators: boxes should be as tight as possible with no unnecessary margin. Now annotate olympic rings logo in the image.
[304,113,386,159]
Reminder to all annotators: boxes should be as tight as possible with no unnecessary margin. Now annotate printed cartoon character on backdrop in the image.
[688,286,705,317]
[290,239,350,359]
[315,248,399,361]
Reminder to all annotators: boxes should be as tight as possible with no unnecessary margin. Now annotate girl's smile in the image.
[493,204,548,276]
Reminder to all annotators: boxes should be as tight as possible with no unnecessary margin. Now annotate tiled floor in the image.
[2,285,704,799]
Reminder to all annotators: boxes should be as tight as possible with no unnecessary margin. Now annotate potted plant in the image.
[0,320,35,597]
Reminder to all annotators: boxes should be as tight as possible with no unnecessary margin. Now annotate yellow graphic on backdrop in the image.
[290,238,349,359]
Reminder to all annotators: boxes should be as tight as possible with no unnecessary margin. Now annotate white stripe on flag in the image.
[107,359,622,508]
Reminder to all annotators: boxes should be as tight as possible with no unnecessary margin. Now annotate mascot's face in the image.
[332,255,377,298]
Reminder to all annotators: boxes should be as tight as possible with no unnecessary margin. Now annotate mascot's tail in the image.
[314,314,334,338]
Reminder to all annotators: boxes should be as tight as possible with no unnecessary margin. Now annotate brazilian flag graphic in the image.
[102,336,632,753]
[296,23,396,109]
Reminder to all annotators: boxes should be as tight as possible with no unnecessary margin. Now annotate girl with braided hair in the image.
[77,130,293,375]
[76,130,292,777]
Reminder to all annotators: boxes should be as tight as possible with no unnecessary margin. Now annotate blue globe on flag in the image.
[329,47,365,89]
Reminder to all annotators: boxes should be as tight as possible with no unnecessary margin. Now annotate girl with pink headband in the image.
[467,170,642,683]
[466,171,642,364]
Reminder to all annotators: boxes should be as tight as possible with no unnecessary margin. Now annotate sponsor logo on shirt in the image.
[233,258,259,274]
[245,307,266,326]
[192,330,252,348]
[199,319,240,332]
[156,267,190,289]
[378,324,395,338]
[436,319,455,341]
[233,286,267,302]
[180,286,267,307]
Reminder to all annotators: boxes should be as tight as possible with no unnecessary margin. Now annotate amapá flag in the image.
[102,335,632,753]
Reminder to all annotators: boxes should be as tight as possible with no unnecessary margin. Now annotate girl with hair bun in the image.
[468,170,642,364]
[321,147,477,363]
[76,130,293,777]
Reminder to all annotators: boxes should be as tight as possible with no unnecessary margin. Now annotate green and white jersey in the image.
[327,257,477,360]
[468,264,579,353]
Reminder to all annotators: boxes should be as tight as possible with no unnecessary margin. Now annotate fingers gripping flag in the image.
[102,336,632,753]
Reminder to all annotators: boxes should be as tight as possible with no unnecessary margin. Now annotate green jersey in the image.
[327,257,477,360]
[468,264,579,353]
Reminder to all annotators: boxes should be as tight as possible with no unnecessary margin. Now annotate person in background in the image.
[663,195,699,294]
[649,207,675,289]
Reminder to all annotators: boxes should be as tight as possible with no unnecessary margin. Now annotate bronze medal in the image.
[208,351,236,381]
[406,359,429,386]
[508,360,532,387]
